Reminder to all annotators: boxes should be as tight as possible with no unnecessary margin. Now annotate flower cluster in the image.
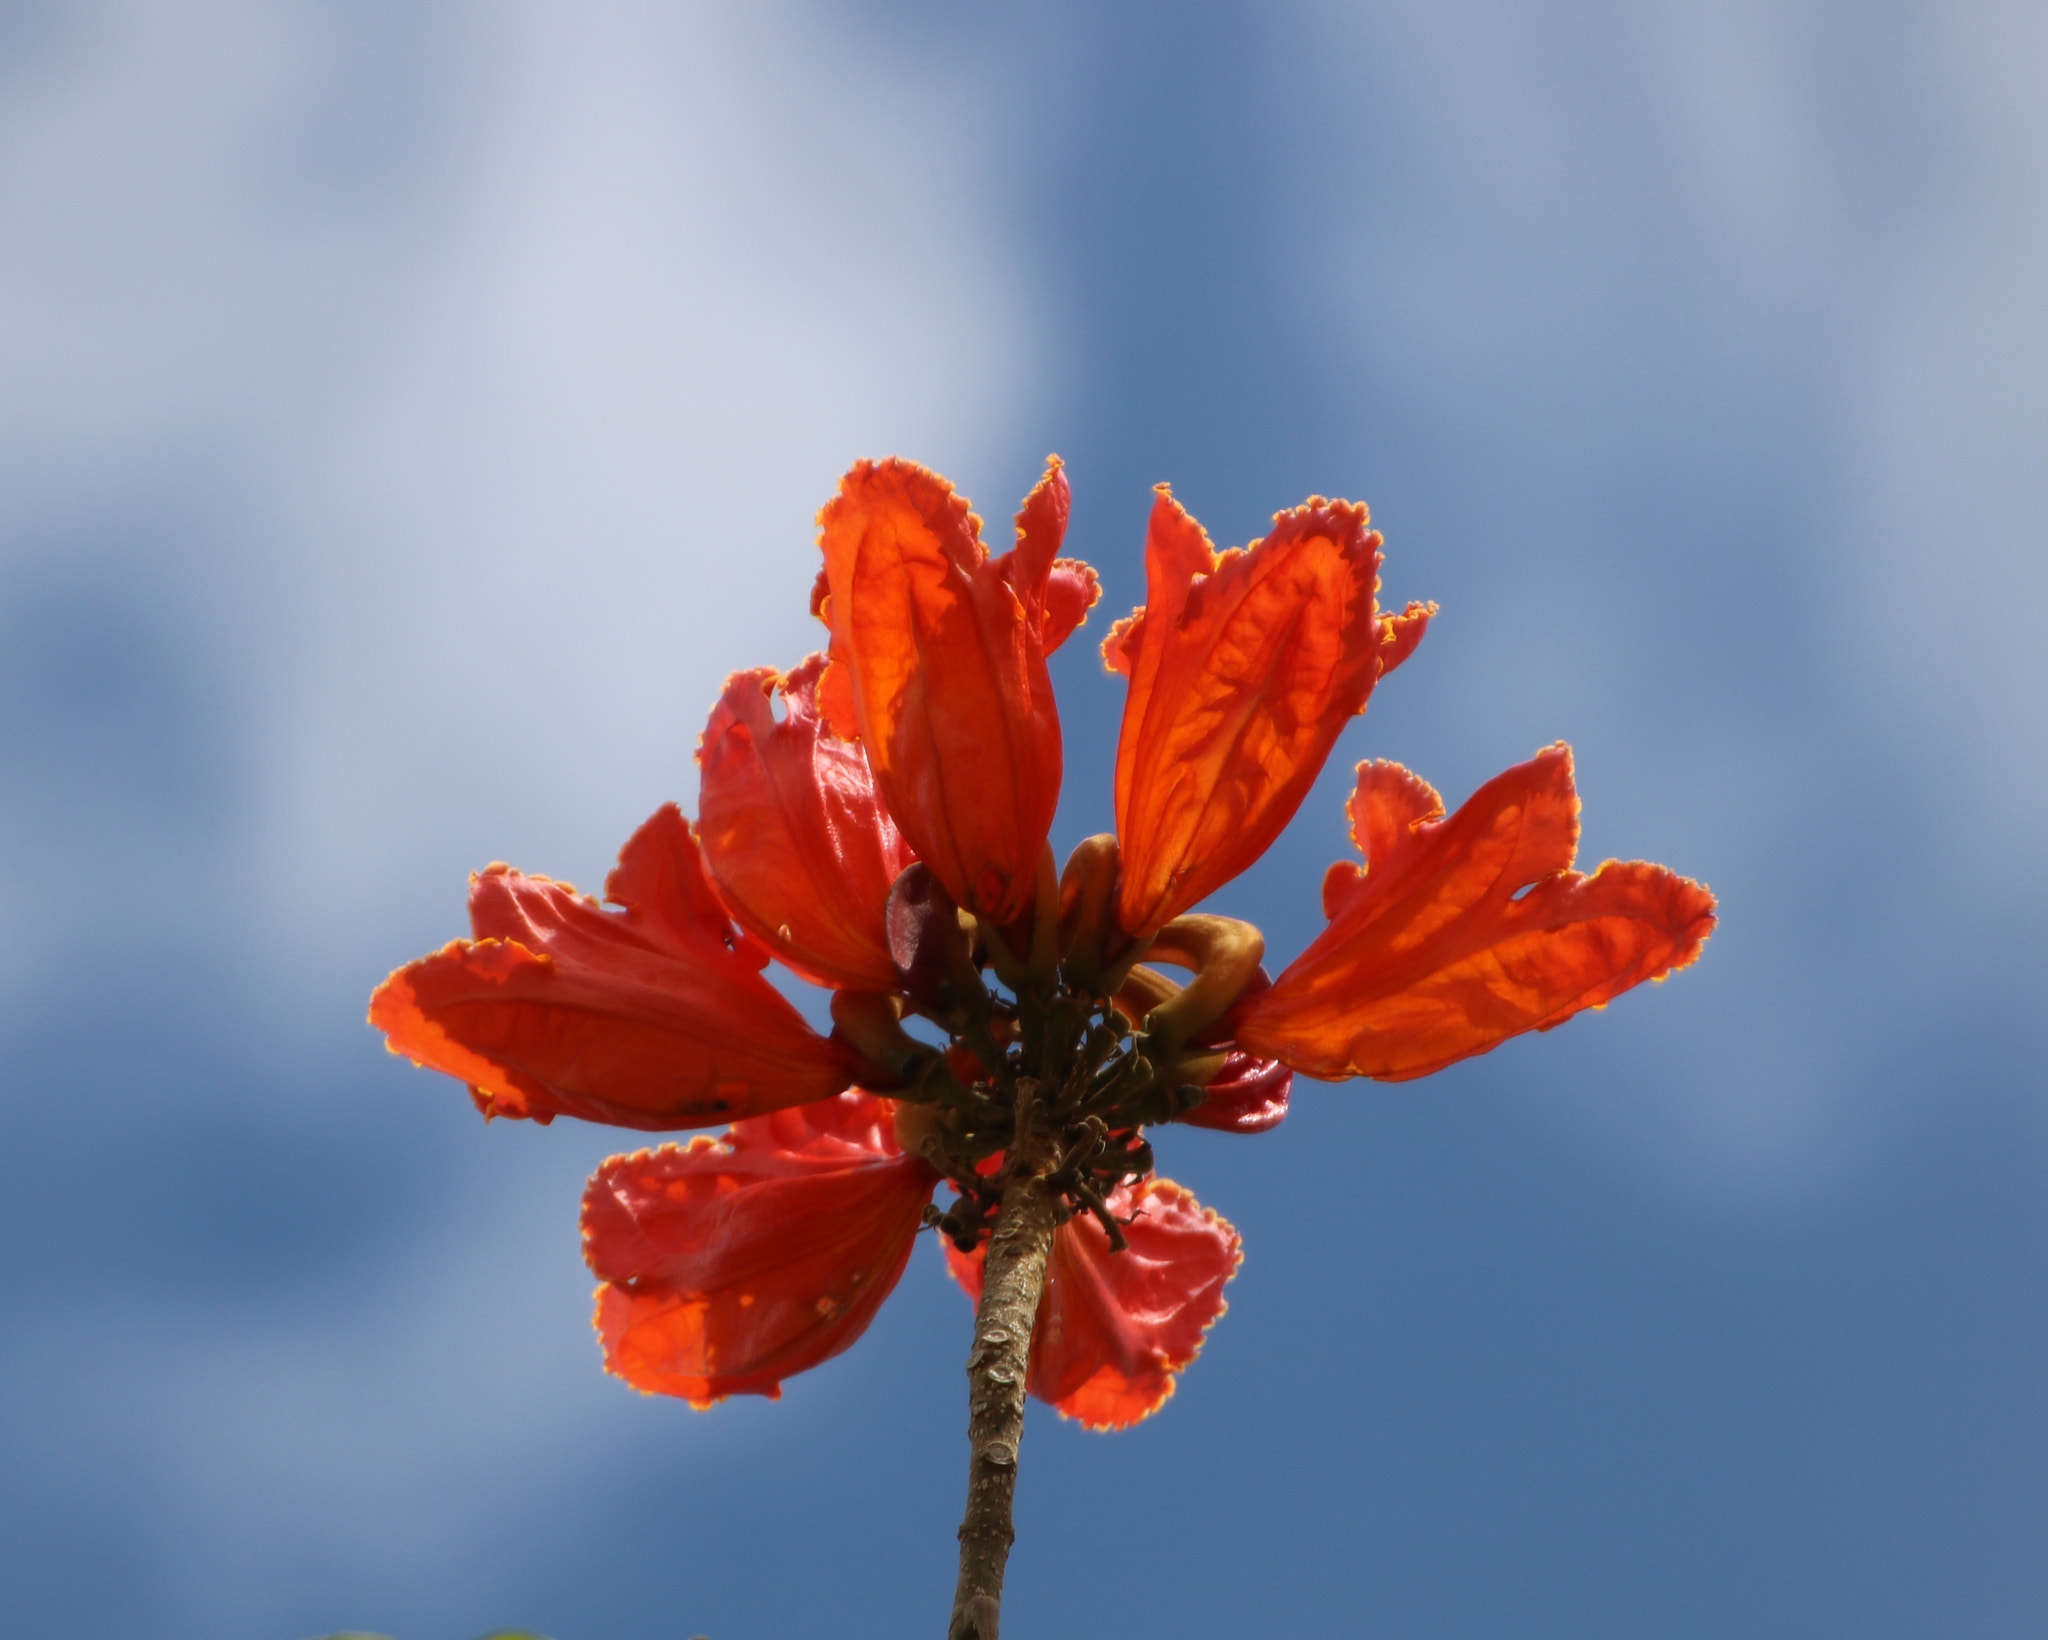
[371,457,1714,1430]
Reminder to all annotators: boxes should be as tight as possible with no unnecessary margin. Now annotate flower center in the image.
[836,848,1266,1253]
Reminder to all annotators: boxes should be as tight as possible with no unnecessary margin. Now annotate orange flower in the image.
[696,653,914,992]
[369,806,860,1130]
[582,1094,1239,1426]
[1105,487,1433,941]
[584,1093,939,1405]
[373,457,1713,1425]
[813,457,1098,932]
[1229,748,1715,1080]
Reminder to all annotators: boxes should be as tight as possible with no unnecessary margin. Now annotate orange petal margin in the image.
[697,653,917,991]
[369,805,858,1130]
[815,458,1076,925]
[584,1092,939,1406]
[804,461,1098,665]
[1230,746,1716,1081]
[1105,488,1410,941]
[945,1176,1241,1430]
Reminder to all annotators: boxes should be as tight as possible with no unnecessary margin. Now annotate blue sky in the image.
[2,2,2044,1635]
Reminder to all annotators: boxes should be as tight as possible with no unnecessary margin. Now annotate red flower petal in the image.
[369,805,857,1130]
[1175,1050,1293,1133]
[815,458,1073,925]
[585,1092,938,1406]
[697,654,916,991]
[1231,747,1717,1081]
[1105,489,1406,941]
[945,1176,1242,1430]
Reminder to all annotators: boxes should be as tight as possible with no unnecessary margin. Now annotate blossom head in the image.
[371,458,1713,1427]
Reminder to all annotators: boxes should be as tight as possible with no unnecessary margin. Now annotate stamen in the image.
[884,906,1267,1278]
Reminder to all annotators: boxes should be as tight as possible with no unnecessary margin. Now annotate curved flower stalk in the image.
[372,456,1714,1640]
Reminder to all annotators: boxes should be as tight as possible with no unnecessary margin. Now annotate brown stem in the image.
[948,1165,1059,1640]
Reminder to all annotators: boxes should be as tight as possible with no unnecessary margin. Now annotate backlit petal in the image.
[816,458,1071,924]
[1040,560,1103,654]
[1376,600,1435,679]
[1232,747,1717,1080]
[697,654,916,991]
[1107,489,1403,940]
[370,805,855,1130]
[585,1092,938,1405]
[995,457,1102,655]
[945,1176,1241,1430]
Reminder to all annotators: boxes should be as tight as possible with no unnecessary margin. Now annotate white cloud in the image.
[0,0,1053,1008]
[1282,0,2048,1192]
[1839,2,2048,874]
